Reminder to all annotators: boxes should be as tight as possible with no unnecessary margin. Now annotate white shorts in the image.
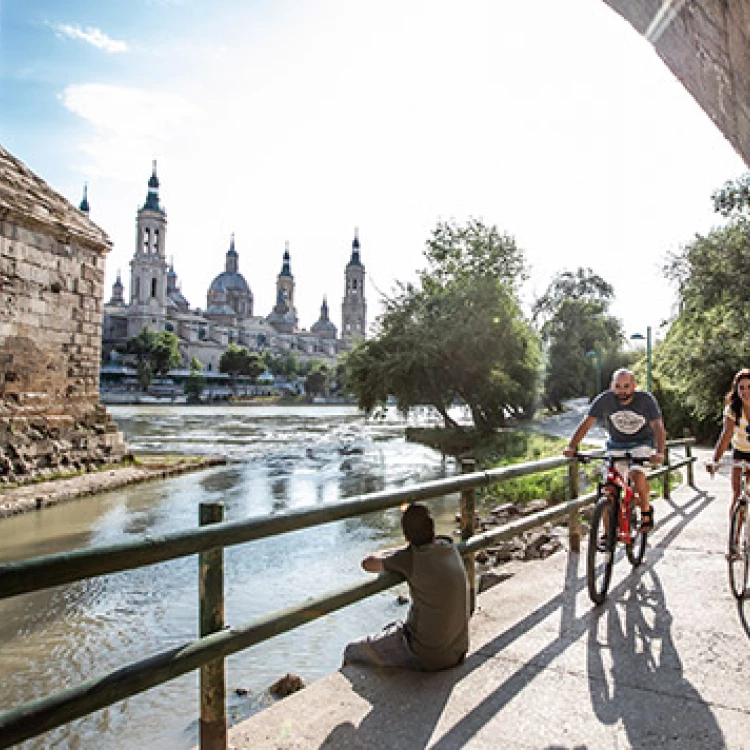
[607,445,653,477]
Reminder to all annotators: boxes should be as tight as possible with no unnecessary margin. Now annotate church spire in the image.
[225,233,238,274]
[143,159,162,212]
[280,240,292,276]
[79,183,90,214]
[349,227,361,265]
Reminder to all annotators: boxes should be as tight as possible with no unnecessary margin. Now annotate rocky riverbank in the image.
[0,455,226,519]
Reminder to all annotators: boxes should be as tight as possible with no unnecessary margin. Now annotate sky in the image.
[1,0,747,347]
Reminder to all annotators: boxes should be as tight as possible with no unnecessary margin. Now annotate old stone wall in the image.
[0,145,127,484]
[605,0,750,169]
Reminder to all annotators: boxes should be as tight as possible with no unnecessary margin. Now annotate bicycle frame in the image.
[580,451,650,605]
[599,456,646,541]
[708,459,750,599]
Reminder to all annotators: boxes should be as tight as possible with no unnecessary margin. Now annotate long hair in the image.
[725,368,750,421]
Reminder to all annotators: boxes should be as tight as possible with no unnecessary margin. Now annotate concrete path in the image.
[226,447,749,749]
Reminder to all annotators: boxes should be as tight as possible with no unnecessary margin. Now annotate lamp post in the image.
[630,326,652,392]
[585,349,602,395]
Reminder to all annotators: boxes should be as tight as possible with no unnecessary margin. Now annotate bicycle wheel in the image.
[587,495,617,605]
[626,503,647,566]
[728,500,748,599]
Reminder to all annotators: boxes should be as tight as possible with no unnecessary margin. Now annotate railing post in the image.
[662,446,671,500]
[199,502,226,750]
[460,458,477,615]
[567,457,581,554]
[684,430,695,487]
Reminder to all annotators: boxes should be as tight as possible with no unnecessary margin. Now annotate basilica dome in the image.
[208,269,250,295]
[206,234,253,318]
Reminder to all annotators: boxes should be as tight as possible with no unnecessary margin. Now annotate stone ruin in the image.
[0,144,127,485]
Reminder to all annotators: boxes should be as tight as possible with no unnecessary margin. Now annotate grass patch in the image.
[407,427,577,507]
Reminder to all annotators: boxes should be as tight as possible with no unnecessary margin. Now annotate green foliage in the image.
[345,219,540,433]
[126,328,181,385]
[150,331,182,375]
[305,368,329,397]
[659,220,750,440]
[220,345,265,380]
[184,370,207,403]
[407,427,577,507]
[533,268,623,410]
[189,356,203,372]
[421,218,528,293]
[712,173,750,218]
[262,352,300,380]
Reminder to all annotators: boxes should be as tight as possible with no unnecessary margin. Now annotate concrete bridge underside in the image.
[604,0,750,169]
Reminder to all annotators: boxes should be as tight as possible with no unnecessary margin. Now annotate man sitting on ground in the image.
[342,503,470,671]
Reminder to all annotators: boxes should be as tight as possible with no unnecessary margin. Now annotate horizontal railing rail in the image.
[0,438,697,749]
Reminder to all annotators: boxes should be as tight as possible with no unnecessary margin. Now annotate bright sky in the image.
[1,0,746,345]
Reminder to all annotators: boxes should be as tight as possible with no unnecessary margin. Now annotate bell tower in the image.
[128,160,168,337]
[341,228,367,341]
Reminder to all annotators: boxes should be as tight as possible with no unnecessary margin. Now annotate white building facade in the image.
[100,164,367,372]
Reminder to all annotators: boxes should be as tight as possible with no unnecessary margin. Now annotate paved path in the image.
[226,447,750,749]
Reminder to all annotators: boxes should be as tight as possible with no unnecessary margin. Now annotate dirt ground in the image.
[0,455,227,519]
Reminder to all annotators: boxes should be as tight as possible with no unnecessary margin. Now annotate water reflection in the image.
[0,405,462,750]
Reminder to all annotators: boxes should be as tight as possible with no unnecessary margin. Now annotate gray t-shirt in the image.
[588,390,662,449]
[384,537,469,670]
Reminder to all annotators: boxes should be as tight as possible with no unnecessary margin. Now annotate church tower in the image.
[341,228,367,341]
[128,160,168,337]
[267,242,298,333]
[276,241,296,312]
[109,270,124,306]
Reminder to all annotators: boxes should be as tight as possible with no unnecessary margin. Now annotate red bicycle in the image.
[576,452,650,604]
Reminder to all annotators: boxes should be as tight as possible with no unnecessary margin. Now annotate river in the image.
[0,405,469,749]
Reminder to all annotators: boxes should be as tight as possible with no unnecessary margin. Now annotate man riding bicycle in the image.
[563,368,666,533]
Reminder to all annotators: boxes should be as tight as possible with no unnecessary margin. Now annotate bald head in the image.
[611,369,636,403]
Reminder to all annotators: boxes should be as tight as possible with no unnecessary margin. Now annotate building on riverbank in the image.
[101,163,368,372]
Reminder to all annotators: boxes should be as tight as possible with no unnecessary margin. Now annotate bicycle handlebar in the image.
[705,458,750,474]
[571,451,650,467]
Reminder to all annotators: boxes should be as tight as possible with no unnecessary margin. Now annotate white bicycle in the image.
[707,459,749,599]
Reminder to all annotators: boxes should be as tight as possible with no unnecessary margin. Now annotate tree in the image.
[184,360,207,403]
[220,344,248,377]
[262,352,299,381]
[345,219,540,433]
[532,269,623,410]
[150,331,182,375]
[125,328,181,388]
[658,220,750,438]
[305,367,330,398]
[712,173,750,218]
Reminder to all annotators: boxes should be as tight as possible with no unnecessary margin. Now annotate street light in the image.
[585,349,602,395]
[630,325,652,392]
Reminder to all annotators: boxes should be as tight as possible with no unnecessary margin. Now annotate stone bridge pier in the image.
[0,146,127,486]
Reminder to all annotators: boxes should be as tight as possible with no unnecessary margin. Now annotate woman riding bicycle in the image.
[707,368,750,517]
[563,368,665,533]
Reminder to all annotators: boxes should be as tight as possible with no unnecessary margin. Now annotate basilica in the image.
[100,163,367,372]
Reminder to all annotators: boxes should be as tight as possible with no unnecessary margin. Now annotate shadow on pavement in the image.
[737,594,750,639]
[325,486,725,749]
[587,566,725,749]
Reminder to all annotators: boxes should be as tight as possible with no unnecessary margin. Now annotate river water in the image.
[0,405,468,749]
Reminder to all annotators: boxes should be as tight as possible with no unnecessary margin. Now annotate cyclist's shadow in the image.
[586,566,725,749]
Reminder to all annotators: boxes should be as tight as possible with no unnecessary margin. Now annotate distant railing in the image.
[0,438,696,749]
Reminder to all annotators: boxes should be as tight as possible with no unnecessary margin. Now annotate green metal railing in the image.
[0,438,696,748]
